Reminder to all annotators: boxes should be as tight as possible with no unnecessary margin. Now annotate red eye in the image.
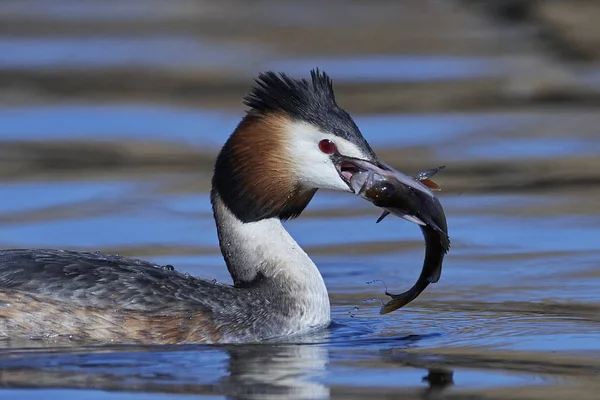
[318,139,336,154]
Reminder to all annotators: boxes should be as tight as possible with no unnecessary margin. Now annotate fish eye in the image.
[318,139,336,154]
[380,182,395,193]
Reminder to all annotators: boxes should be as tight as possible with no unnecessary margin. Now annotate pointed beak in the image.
[333,155,373,189]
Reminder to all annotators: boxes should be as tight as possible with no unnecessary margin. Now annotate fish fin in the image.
[402,214,426,226]
[417,165,445,180]
[440,234,451,254]
[377,209,426,225]
[425,224,451,254]
[376,211,390,223]
[419,178,441,191]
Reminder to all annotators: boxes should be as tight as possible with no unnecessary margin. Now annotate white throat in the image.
[211,191,331,331]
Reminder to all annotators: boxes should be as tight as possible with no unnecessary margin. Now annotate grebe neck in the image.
[210,189,330,330]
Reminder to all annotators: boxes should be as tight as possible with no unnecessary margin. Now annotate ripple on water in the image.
[0,37,266,69]
[367,304,600,353]
[463,138,600,160]
[324,364,544,390]
[266,55,499,82]
[0,390,220,400]
[0,35,498,83]
[0,1,190,20]
[0,181,132,215]
[0,105,235,147]
[1,212,214,248]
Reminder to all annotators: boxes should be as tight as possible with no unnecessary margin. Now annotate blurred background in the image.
[0,1,599,399]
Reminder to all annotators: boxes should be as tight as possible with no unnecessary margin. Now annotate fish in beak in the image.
[336,157,450,314]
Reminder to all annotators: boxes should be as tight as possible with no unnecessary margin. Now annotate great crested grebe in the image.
[0,70,435,344]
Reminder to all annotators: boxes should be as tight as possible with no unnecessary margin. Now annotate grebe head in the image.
[213,69,382,222]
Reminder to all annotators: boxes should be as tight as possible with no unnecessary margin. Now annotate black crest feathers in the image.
[244,69,337,118]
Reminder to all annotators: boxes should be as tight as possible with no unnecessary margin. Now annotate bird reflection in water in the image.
[0,343,329,400]
[0,340,459,400]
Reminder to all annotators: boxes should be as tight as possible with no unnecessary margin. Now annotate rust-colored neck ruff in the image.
[212,113,316,222]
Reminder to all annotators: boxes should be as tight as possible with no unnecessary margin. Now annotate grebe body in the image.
[0,70,431,344]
